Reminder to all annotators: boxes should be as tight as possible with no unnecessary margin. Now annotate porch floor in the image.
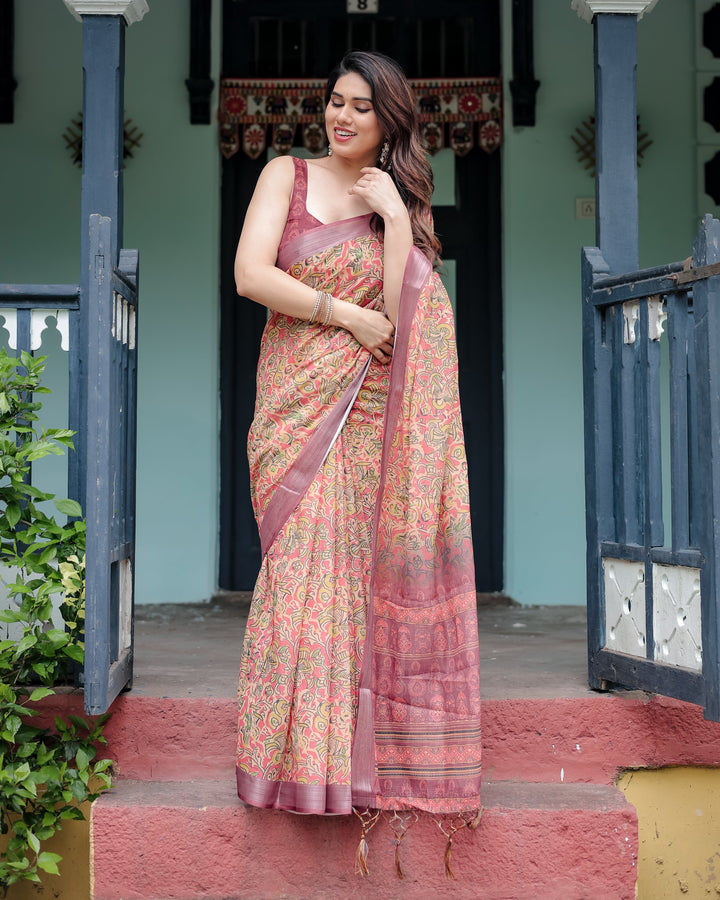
[131,597,599,700]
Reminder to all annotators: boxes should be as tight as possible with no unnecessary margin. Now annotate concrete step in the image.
[38,690,720,784]
[90,779,637,900]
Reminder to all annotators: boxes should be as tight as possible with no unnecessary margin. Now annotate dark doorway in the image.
[219,0,503,592]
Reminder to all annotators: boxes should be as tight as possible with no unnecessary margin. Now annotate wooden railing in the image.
[0,214,139,714]
[583,214,720,720]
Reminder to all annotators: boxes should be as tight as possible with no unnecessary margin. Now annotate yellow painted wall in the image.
[2,804,90,899]
[619,767,720,899]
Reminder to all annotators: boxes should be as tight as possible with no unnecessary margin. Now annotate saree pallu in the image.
[237,215,481,824]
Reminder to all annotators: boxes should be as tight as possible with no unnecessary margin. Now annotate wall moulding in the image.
[571,0,658,23]
[63,0,149,25]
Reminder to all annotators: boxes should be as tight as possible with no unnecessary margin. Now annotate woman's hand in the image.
[349,167,413,326]
[340,302,395,363]
[348,167,408,224]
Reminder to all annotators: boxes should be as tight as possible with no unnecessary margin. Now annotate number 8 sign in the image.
[346,0,379,12]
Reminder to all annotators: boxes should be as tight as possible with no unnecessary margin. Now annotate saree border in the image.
[350,247,432,807]
[276,213,373,272]
[236,767,352,815]
[258,355,371,558]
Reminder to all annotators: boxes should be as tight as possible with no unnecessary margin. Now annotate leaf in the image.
[5,501,21,527]
[0,609,24,623]
[54,498,82,517]
[63,644,84,663]
[13,763,30,780]
[37,852,62,875]
[26,830,40,854]
[75,746,92,771]
[13,633,37,655]
[38,544,57,565]
[28,687,54,702]
[1,715,21,740]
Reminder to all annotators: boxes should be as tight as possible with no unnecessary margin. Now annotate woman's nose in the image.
[336,104,352,123]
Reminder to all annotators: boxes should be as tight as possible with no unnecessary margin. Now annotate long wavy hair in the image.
[325,51,441,266]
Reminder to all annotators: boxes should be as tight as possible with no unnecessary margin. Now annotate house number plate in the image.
[346,0,379,12]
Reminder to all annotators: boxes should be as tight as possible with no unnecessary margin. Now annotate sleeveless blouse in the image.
[277,157,324,254]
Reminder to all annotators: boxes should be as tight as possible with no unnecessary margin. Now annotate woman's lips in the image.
[333,128,356,142]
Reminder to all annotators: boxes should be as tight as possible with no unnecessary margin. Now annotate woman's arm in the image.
[235,157,396,361]
[348,167,413,325]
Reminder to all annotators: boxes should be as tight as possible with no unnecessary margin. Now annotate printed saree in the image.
[236,215,481,830]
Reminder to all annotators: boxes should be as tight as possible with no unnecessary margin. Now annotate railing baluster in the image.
[667,290,691,551]
[640,297,664,548]
[688,299,701,551]
[612,301,641,544]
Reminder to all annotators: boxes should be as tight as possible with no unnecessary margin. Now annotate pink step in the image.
[90,779,637,900]
[37,691,720,784]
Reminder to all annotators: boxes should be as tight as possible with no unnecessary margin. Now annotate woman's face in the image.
[325,72,384,165]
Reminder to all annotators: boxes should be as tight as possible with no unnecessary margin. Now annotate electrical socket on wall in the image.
[576,198,596,219]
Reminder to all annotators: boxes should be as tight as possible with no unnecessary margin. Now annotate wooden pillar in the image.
[63,0,148,507]
[64,0,147,714]
[573,0,658,275]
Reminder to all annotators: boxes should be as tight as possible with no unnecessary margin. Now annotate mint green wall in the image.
[0,1,700,609]
[501,0,696,605]
[0,0,221,605]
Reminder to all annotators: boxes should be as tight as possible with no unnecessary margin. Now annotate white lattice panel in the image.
[603,558,647,656]
[653,564,702,671]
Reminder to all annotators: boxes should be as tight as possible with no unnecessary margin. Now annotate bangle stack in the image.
[309,290,335,327]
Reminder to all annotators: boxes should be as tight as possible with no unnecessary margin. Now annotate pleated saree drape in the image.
[236,215,481,822]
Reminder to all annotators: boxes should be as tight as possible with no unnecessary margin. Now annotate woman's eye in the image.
[330,100,343,108]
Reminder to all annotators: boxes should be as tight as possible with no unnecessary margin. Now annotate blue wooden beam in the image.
[594,13,639,275]
[693,215,720,721]
[74,13,126,511]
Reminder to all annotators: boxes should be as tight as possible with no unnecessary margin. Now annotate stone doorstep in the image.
[34,690,720,784]
[90,779,638,900]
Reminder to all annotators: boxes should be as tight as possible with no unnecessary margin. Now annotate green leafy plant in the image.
[0,350,111,893]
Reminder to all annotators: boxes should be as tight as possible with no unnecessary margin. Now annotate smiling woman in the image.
[232,50,482,877]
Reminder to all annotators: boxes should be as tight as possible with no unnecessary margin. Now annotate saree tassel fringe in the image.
[383,810,418,880]
[444,835,455,880]
[433,812,476,880]
[356,837,370,877]
[353,808,381,876]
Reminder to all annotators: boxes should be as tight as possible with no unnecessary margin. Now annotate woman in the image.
[234,50,482,874]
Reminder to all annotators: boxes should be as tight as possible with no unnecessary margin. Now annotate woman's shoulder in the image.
[253,155,297,205]
[261,154,297,180]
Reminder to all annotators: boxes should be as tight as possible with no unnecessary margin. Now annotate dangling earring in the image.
[327,145,333,156]
[379,140,390,167]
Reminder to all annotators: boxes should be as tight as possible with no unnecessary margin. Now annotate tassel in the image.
[444,835,455,880]
[433,811,478,880]
[394,841,405,880]
[355,837,369,876]
[353,808,380,877]
[383,809,418,880]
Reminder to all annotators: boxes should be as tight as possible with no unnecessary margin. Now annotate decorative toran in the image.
[218,77,503,160]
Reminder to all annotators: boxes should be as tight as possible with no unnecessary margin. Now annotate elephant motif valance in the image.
[218,77,503,160]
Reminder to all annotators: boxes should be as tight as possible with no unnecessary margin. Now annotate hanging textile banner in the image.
[218,76,502,160]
